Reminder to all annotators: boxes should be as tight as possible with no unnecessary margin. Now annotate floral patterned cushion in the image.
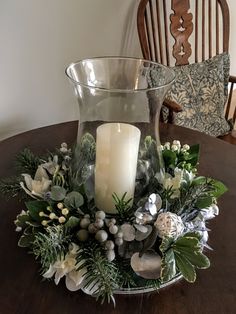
[164,53,231,137]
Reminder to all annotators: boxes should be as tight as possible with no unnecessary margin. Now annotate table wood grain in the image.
[0,121,236,314]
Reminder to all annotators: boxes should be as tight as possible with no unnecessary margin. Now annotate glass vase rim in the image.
[65,56,175,93]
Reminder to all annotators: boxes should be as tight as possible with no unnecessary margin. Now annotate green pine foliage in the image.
[77,242,121,304]
[15,148,42,176]
[112,192,134,223]
[0,176,22,198]
[32,225,72,273]
[1,136,228,302]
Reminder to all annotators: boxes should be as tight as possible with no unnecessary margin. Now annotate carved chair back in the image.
[137,0,236,127]
[137,0,229,66]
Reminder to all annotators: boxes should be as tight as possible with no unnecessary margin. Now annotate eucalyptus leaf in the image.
[64,191,84,209]
[64,216,80,229]
[139,228,158,257]
[83,175,95,201]
[50,185,67,201]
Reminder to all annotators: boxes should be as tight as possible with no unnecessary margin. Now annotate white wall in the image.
[0,0,140,140]
[1,0,235,140]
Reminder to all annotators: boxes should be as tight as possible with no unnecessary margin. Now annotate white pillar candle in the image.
[95,123,141,214]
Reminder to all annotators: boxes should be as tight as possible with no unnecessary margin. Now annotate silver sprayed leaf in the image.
[131,251,161,279]
[135,225,153,241]
[121,223,135,241]
[50,186,67,201]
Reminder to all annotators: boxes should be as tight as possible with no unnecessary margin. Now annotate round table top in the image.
[1,121,236,314]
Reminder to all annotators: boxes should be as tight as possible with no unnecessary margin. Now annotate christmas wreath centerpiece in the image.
[0,136,227,304]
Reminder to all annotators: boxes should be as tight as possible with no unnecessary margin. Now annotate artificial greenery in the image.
[0,135,227,304]
[32,225,72,273]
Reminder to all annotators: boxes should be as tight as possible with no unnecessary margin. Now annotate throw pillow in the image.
[164,53,231,137]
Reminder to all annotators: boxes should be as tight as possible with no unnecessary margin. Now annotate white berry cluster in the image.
[76,211,125,262]
[39,202,70,226]
[160,140,190,153]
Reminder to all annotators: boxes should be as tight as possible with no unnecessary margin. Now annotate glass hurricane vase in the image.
[66,57,175,214]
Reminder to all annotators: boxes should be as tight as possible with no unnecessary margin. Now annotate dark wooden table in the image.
[0,121,236,314]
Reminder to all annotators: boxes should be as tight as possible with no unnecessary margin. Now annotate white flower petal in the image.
[20,182,38,199]
[68,269,86,286]
[65,274,84,291]
[41,177,52,192]
[54,269,66,285]
[43,265,56,279]
[31,180,44,195]
[148,193,156,204]
[22,174,33,190]
[82,281,99,296]
[69,243,79,255]
[34,166,49,180]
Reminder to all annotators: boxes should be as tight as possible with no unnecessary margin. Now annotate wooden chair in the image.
[137,0,236,143]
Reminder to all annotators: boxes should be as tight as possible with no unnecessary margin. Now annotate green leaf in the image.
[175,236,200,249]
[15,214,30,228]
[23,226,33,235]
[161,249,176,282]
[195,196,214,209]
[18,234,35,247]
[179,250,210,269]
[172,233,210,272]
[64,191,84,209]
[64,216,80,229]
[175,252,196,283]
[192,176,207,186]
[163,150,177,168]
[186,144,200,166]
[50,185,67,201]
[181,232,202,241]
[210,179,228,198]
[25,200,49,221]
[160,236,174,253]
[26,221,41,227]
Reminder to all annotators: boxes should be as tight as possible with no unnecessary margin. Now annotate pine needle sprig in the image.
[114,257,137,289]
[112,193,134,223]
[175,180,215,216]
[0,176,23,199]
[32,225,72,273]
[77,242,122,304]
[15,148,42,176]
